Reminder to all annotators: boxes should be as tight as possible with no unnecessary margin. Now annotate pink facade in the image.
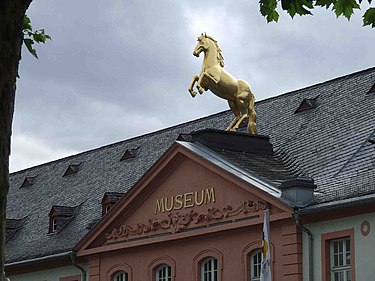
[76,143,302,281]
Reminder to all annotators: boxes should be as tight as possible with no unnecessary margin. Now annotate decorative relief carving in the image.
[105,200,267,241]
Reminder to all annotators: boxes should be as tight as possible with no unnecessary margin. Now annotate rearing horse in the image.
[188,33,257,134]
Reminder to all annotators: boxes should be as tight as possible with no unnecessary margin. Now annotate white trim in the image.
[5,251,72,267]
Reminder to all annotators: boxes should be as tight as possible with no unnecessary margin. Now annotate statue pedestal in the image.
[177,129,273,155]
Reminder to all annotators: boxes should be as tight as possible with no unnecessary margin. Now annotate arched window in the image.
[155,264,171,281]
[201,257,218,281]
[113,271,128,281]
[249,250,262,281]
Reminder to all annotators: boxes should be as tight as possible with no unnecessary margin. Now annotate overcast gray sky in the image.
[10,0,375,172]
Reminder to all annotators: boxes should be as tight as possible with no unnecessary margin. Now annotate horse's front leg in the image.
[196,72,207,94]
[188,75,199,97]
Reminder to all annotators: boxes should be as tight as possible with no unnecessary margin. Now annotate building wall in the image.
[88,219,301,281]
[302,211,375,281]
[9,265,82,281]
[79,147,302,281]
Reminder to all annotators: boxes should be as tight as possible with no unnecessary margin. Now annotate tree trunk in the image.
[0,1,32,280]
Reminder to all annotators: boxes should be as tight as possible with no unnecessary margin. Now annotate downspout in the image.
[293,212,313,281]
[70,251,87,281]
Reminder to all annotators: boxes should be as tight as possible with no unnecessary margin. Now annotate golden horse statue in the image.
[188,33,257,134]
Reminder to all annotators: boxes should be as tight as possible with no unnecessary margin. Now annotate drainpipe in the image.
[293,212,313,281]
[70,251,87,281]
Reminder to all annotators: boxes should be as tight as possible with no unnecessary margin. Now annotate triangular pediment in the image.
[75,142,293,256]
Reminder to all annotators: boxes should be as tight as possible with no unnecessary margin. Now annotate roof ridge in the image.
[256,66,375,105]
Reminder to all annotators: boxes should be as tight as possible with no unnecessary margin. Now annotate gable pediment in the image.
[76,142,293,256]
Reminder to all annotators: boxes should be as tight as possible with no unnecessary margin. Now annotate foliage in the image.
[259,0,375,28]
[22,15,51,59]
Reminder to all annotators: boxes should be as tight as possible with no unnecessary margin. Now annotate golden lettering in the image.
[174,194,183,210]
[184,192,194,208]
[165,196,174,212]
[204,187,216,203]
[195,190,204,206]
[155,187,216,214]
[155,198,165,214]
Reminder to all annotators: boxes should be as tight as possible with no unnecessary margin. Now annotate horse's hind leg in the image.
[247,93,257,134]
[229,93,249,131]
[227,100,240,131]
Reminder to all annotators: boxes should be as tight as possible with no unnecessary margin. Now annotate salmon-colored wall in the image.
[126,158,272,223]
[82,147,302,281]
[104,158,284,245]
[88,219,301,281]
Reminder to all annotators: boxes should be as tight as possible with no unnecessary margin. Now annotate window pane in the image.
[114,272,128,281]
[330,238,351,281]
[334,253,339,267]
[345,240,351,265]
[157,265,171,281]
[346,269,351,281]
[201,258,218,281]
[339,252,343,266]
[334,271,344,281]
[249,251,261,281]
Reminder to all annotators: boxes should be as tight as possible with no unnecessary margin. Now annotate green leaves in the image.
[260,0,375,28]
[23,38,37,58]
[363,7,375,27]
[315,0,336,9]
[22,15,51,59]
[260,0,280,22]
[333,0,360,19]
[281,0,314,18]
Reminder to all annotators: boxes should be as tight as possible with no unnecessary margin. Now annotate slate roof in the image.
[6,66,375,264]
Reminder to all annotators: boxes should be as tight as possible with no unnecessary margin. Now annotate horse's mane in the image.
[205,35,225,67]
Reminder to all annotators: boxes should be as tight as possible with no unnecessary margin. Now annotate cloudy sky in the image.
[10,0,375,172]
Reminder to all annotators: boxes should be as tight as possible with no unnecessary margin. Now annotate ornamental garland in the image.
[105,200,268,241]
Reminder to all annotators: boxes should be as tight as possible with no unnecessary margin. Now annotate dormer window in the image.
[63,162,83,177]
[101,192,124,216]
[120,146,140,161]
[295,96,319,113]
[6,217,27,241]
[20,175,38,188]
[49,205,79,233]
[367,82,375,94]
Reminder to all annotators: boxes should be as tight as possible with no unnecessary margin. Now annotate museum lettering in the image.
[155,187,216,214]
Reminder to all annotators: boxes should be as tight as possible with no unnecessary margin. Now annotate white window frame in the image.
[330,238,351,281]
[105,203,113,214]
[249,250,262,281]
[113,271,128,281]
[155,264,172,281]
[51,217,57,232]
[201,257,218,281]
